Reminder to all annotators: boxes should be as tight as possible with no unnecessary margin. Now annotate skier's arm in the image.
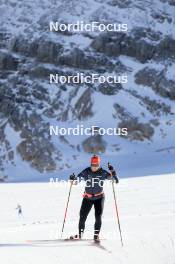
[69,168,88,183]
[77,168,88,180]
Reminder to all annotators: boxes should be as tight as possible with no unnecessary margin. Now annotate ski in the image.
[26,238,106,244]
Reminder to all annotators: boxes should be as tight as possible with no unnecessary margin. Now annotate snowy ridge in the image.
[0,0,175,181]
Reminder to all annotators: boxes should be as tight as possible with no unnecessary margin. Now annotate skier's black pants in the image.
[79,197,104,236]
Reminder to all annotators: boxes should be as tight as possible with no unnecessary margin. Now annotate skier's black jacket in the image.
[77,167,118,200]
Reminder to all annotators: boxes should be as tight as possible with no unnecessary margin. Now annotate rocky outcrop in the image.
[91,28,160,63]
[17,137,57,172]
[160,0,175,6]
[118,118,154,141]
[135,67,175,100]
[151,10,172,24]
[157,36,175,59]
[98,82,122,95]
[114,103,155,141]
[113,103,133,120]
[15,111,60,172]
[59,48,88,69]
[91,28,175,63]
[0,121,14,180]
[58,48,114,70]
[127,90,172,116]
[107,0,132,8]
[74,88,93,120]
[10,36,115,71]
[36,38,63,63]
[10,37,63,64]
[0,51,19,70]
[82,135,106,153]
[0,82,60,173]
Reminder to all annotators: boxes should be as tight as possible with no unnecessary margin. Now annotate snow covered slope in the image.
[0,173,175,264]
[0,0,175,181]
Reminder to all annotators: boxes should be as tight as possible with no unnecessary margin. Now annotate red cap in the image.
[91,155,100,166]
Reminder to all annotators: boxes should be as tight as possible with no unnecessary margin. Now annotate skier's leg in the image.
[94,197,105,236]
[79,198,93,237]
[18,212,21,219]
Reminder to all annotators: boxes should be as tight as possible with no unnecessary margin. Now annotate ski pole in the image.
[111,175,124,247]
[60,174,75,238]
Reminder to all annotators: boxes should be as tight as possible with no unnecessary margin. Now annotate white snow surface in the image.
[1,0,175,181]
[0,173,175,264]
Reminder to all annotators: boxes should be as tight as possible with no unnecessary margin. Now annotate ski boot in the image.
[69,234,81,240]
[94,234,100,243]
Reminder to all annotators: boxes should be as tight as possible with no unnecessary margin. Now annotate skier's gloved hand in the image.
[108,163,114,171]
[69,173,76,181]
[108,162,119,184]
[115,177,119,184]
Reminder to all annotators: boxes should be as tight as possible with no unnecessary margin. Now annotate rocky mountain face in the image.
[0,0,175,181]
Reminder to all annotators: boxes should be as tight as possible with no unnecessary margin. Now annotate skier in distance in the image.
[16,204,23,218]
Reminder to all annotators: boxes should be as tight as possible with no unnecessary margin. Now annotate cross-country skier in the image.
[16,204,23,218]
[69,155,119,242]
